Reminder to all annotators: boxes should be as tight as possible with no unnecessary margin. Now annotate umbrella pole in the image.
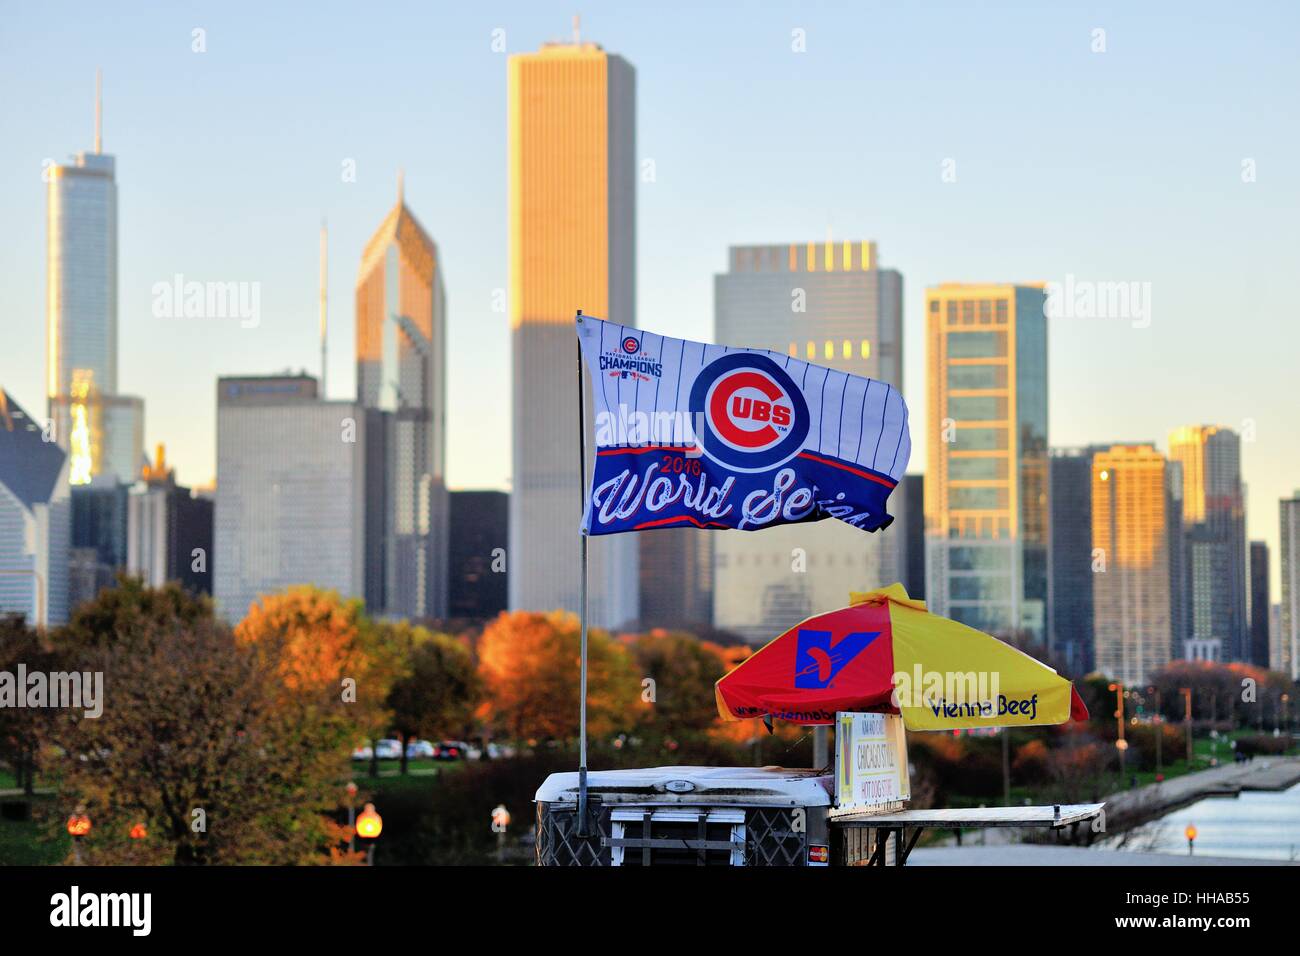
[575,312,590,838]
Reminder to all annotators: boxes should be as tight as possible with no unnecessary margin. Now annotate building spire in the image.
[397,167,405,206]
[94,68,102,153]
[319,220,328,399]
[572,14,581,44]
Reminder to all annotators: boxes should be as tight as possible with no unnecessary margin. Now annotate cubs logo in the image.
[689,352,809,472]
[621,336,640,354]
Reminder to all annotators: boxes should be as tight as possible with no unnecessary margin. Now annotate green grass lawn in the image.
[0,794,69,865]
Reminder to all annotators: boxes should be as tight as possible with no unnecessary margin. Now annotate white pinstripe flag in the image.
[577,315,910,536]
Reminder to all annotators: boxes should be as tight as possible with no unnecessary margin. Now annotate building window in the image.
[953,427,1008,450]
[824,341,834,360]
[842,340,851,359]
[860,340,871,359]
[947,364,1005,390]
[947,395,1005,421]
[806,341,816,360]
[946,331,1004,359]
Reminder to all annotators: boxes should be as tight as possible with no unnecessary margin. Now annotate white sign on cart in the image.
[832,712,910,815]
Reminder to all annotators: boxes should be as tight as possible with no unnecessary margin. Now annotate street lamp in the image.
[66,808,91,864]
[345,781,358,854]
[491,804,511,863]
[1148,685,1163,777]
[1108,682,1126,779]
[1180,687,1193,767]
[355,802,382,865]
[1185,823,1197,856]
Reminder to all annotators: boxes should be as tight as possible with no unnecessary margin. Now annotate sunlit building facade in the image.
[1091,445,1178,686]
[46,80,143,486]
[924,283,1048,641]
[356,186,449,621]
[1167,425,1247,661]
[712,241,905,642]
[507,40,638,628]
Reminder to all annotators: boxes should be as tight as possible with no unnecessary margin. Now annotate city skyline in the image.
[2,4,1297,596]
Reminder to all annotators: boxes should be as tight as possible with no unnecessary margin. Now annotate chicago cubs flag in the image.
[577,315,910,536]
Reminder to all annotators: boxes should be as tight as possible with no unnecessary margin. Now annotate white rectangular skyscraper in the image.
[214,376,370,621]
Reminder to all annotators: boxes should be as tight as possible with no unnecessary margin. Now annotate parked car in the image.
[351,745,373,762]
[434,741,468,761]
[405,739,435,760]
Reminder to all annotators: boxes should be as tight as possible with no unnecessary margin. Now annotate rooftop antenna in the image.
[319,220,328,399]
[397,167,405,205]
[573,13,580,44]
[94,68,102,153]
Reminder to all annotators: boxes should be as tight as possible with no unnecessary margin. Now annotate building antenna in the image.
[573,14,580,44]
[397,167,405,205]
[94,68,103,153]
[319,220,328,399]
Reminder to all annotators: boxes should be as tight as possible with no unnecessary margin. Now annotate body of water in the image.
[1110,781,1300,861]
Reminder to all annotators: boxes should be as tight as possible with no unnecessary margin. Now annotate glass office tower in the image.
[924,283,1048,641]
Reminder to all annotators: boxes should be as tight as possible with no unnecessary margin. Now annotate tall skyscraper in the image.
[507,38,638,628]
[355,181,449,621]
[0,390,71,627]
[1279,492,1300,679]
[447,490,509,621]
[68,477,128,608]
[1247,539,1270,667]
[1167,425,1247,661]
[640,530,713,632]
[126,444,214,595]
[213,375,377,621]
[711,241,903,641]
[903,473,926,602]
[1048,447,1100,673]
[46,73,144,486]
[1091,444,1176,686]
[924,283,1048,641]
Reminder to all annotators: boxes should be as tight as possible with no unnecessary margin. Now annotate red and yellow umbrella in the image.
[715,583,1089,730]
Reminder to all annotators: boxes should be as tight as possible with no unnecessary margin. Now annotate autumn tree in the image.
[50,586,359,865]
[387,631,482,773]
[60,575,210,649]
[234,586,370,693]
[630,630,729,736]
[477,610,639,742]
[0,614,56,795]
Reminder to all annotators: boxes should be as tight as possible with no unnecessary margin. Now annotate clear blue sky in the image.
[2,1,1296,591]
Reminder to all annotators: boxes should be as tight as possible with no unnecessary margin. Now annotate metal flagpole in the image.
[575,309,590,837]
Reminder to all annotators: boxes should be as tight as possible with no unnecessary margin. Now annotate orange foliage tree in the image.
[234,586,370,693]
[477,610,639,742]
